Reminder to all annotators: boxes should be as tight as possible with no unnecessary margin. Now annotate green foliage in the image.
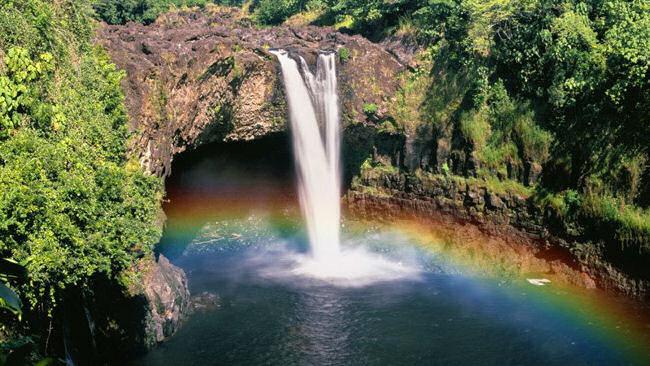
[442,163,450,176]
[0,47,57,138]
[338,47,350,63]
[92,0,243,25]
[251,0,301,25]
[0,283,21,316]
[513,114,552,164]
[0,258,24,318]
[491,0,649,188]
[362,103,378,116]
[0,0,163,348]
[539,191,569,218]
[248,0,324,25]
[580,193,650,252]
[565,189,581,211]
[459,108,490,150]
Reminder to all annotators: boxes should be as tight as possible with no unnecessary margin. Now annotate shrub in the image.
[362,102,378,116]
[338,47,350,62]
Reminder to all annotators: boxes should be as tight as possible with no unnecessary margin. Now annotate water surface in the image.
[131,220,646,366]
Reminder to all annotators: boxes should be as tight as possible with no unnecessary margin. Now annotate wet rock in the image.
[143,255,191,344]
[191,291,220,312]
[466,189,484,206]
[486,192,505,210]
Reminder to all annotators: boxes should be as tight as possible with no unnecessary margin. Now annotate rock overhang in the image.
[97,6,409,176]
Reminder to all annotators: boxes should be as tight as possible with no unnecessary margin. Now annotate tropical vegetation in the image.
[1,0,162,361]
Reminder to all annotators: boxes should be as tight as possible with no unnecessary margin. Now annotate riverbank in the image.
[344,167,650,301]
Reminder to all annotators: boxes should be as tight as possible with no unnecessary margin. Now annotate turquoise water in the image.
[130,223,641,366]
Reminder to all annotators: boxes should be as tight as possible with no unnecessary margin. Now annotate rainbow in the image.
[362,218,650,365]
[159,189,650,364]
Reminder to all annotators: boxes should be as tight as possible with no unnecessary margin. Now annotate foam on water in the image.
[229,239,422,288]
[289,246,421,287]
[271,49,423,285]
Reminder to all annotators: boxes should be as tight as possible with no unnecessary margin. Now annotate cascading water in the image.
[272,49,418,284]
[272,50,341,261]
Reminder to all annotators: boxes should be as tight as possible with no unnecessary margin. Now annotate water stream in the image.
[271,50,342,261]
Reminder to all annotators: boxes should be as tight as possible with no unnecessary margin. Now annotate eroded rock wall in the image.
[98,6,406,176]
[346,169,650,300]
[142,254,190,345]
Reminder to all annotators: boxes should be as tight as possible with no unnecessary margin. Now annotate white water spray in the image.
[272,49,419,284]
[272,50,341,261]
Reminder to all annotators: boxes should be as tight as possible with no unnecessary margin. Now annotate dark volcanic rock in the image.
[486,192,505,210]
[75,254,190,363]
[346,170,650,301]
[142,254,190,344]
[97,6,407,176]
[525,160,543,186]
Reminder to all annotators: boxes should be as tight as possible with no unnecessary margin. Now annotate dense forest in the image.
[0,0,162,362]
[1,0,648,363]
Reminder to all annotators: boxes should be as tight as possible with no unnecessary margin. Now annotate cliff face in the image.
[61,255,189,364]
[141,254,190,345]
[98,6,406,176]
[345,166,650,300]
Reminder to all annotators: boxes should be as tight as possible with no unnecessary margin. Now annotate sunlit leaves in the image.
[0,0,163,323]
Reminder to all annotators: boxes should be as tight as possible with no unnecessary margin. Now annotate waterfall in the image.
[271,49,419,285]
[272,50,341,261]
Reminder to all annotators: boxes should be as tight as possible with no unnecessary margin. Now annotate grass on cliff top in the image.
[416,170,532,198]
[357,157,532,199]
[467,176,532,198]
[580,193,650,252]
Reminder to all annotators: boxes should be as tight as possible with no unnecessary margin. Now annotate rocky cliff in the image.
[141,254,190,345]
[345,164,650,300]
[98,5,407,176]
[61,254,190,364]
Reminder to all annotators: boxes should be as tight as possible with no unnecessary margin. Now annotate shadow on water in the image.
[157,132,299,259]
